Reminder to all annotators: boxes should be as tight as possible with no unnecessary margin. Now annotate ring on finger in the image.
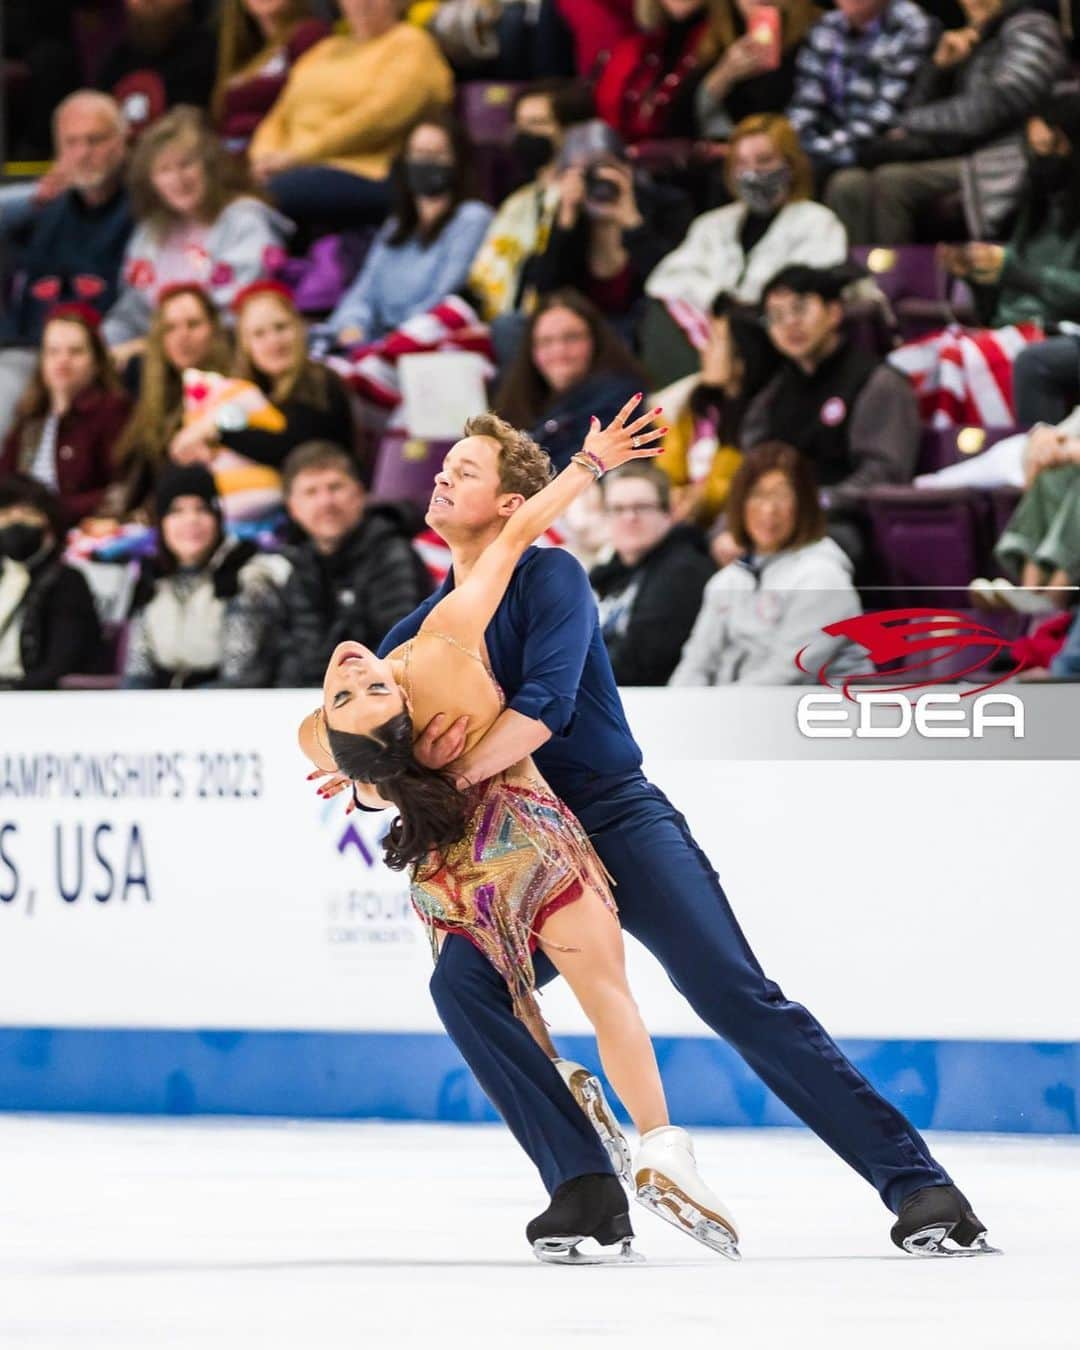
[632,435,641,449]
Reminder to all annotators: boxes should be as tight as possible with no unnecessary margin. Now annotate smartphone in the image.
[747,5,781,71]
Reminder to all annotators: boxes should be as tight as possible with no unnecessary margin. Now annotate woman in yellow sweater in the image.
[249,0,453,227]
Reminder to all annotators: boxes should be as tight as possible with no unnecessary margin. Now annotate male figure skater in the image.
[358,412,992,1260]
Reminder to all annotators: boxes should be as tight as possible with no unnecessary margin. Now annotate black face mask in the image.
[1028,152,1071,195]
[0,523,46,563]
[511,131,555,176]
[405,160,455,200]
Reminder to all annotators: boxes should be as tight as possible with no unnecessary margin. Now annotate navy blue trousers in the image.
[430,773,950,1214]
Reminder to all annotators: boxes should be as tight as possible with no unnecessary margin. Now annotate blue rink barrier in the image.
[0,1029,1076,1133]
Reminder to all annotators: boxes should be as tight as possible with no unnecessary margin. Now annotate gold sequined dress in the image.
[403,631,616,1019]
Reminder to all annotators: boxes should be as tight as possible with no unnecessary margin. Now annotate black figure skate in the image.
[890,1185,1000,1257]
[526,1174,643,1265]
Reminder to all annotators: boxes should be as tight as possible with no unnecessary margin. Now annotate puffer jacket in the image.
[275,503,432,687]
[898,0,1067,237]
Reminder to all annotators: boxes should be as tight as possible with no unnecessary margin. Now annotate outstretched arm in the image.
[426,395,665,651]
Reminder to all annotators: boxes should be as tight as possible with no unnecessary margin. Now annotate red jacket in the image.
[0,386,132,526]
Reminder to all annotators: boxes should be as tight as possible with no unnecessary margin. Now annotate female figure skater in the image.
[298,398,739,1264]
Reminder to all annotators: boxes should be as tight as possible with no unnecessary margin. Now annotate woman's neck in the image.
[416,195,451,230]
[349,17,396,43]
[49,385,86,417]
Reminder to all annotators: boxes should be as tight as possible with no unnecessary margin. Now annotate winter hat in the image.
[155,464,223,522]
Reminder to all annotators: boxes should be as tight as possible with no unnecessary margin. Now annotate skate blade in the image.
[532,1236,645,1266]
[635,1170,741,1261]
[568,1070,632,1186]
[901,1225,1003,1258]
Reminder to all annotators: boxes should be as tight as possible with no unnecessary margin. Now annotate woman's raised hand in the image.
[580,393,666,475]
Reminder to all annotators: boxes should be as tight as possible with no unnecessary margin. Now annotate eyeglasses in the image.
[762,296,817,328]
[606,502,664,518]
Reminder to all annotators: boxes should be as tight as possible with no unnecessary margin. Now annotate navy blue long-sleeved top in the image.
[379,545,642,805]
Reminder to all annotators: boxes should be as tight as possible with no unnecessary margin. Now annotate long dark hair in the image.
[386,109,475,249]
[494,288,647,428]
[327,713,471,872]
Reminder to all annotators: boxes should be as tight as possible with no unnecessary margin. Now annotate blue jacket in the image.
[380,546,643,804]
[3,186,133,345]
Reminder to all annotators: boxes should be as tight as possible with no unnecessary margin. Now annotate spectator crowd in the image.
[2,0,1080,691]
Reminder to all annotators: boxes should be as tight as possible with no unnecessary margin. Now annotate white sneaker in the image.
[989,578,1058,615]
[634,1125,740,1259]
[554,1060,632,1185]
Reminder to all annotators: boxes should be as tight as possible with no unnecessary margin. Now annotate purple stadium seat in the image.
[989,484,1023,539]
[456,82,523,207]
[372,432,450,508]
[862,485,994,603]
[915,425,1023,476]
[851,246,975,339]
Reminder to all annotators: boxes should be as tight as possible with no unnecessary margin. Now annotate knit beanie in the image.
[155,464,223,522]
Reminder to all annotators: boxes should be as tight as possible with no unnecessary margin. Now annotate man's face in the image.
[55,104,126,195]
[427,437,520,537]
[763,288,842,366]
[287,467,366,550]
[604,474,672,565]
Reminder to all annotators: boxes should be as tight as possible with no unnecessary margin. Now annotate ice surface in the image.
[2,1117,1076,1350]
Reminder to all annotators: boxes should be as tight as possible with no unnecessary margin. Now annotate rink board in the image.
[0,689,1076,1132]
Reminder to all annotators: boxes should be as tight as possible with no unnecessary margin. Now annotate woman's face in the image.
[407,122,454,167]
[531,305,594,395]
[0,503,53,556]
[41,320,97,402]
[322,640,406,738]
[150,137,208,218]
[161,293,216,370]
[161,495,219,567]
[240,294,301,380]
[732,132,786,180]
[743,468,798,555]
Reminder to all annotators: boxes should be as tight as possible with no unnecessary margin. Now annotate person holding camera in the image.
[528,120,693,336]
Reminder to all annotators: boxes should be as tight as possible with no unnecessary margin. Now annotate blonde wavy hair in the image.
[128,106,243,238]
[113,285,232,472]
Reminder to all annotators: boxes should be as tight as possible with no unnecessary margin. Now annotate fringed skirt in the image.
[409,776,616,1020]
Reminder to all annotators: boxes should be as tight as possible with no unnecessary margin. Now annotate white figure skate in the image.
[633,1125,741,1259]
[554,1059,632,1185]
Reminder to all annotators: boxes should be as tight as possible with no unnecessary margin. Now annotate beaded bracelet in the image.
[571,449,605,479]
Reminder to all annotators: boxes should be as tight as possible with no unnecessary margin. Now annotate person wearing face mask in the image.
[641,114,846,386]
[887,95,1080,430]
[314,114,493,353]
[467,80,586,324]
[0,306,133,529]
[0,474,103,690]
